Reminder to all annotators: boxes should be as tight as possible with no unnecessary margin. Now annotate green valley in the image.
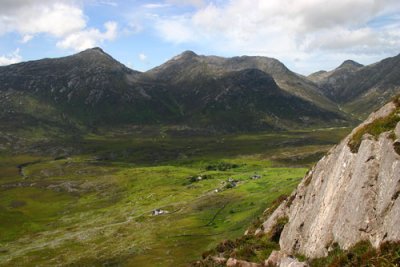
[1,2,400,266]
[0,127,349,266]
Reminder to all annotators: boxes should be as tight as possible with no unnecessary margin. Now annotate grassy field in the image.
[0,127,350,266]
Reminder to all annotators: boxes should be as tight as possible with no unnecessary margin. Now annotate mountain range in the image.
[1,47,400,267]
[309,55,400,118]
[1,48,400,133]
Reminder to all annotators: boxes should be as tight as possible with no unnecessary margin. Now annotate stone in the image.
[260,101,400,258]
[210,256,227,265]
[265,251,307,267]
[226,258,262,267]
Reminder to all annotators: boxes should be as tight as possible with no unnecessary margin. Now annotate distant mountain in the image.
[160,68,345,131]
[308,60,364,101]
[310,55,400,118]
[147,51,339,112]
[308,60,363,84]
[0,48,171,126]
[0,48,348,134]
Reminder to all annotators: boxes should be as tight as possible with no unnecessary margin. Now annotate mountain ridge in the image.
[147,50,339,113]
[310,53,400,118]
[0,47,348,133]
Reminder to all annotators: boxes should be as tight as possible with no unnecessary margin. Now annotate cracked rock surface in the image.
[260,101,400,259]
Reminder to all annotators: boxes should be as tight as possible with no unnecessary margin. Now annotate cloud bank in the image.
[1,0,399,72]
[0,0,118,53]
[154,0,400,73]
[0,48,22,66]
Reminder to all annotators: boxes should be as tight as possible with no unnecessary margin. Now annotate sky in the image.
[0,0,400,75]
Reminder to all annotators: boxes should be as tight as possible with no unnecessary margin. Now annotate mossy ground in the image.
[306,240,400,267]
[0,127,349,266]
[348,96,400,153]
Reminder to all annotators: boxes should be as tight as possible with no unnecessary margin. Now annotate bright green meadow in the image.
[0,127,350,266]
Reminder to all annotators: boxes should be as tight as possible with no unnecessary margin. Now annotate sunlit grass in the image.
[0,128,349,266]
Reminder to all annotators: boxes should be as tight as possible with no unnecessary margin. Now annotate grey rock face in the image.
[260,101,400,258]
[266,251,307,267]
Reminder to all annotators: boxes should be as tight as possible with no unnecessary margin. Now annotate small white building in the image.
[151,209,168,216]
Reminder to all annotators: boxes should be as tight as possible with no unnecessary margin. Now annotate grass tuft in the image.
[246,194,288,235]
[309,240,400,267]
[348,108,400,153]
[193,198,291,265]
[198,234,280,265]
[268,216,289,243]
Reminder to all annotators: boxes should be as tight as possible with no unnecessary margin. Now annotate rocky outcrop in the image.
[259,99,400,262]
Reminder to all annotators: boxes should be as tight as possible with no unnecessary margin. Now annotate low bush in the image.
[205,162,240,171]
[309,240,400,267]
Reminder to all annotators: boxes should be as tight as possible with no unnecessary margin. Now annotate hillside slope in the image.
[308,60,363,85]
[0,48,175,126]
[260,96,400,265]
[0,48,347,133]
[310,54,400,118]
[147,51,339,113]
[308,60,364,102]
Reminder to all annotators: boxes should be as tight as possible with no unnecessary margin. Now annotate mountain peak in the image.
[172,50,198,61]
[181,50,197,56]
[77,47,107,57]
[89,47,104,52]
[338,59,363,69]
[72,47,125,67]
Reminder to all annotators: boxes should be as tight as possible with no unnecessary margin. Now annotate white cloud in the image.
[143,3,171,9]
[0,48,22,66]
[0,0,119,52]
[121,21,143,36]
[91,0,118,7]
[155,16,196,43]
[154,0,400,73]
[20,34,34,43]
[167,0,205,7]
[138,53,147,61]
[57,21,118,51]
[0,1,86,37]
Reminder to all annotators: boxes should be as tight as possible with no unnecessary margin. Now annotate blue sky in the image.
[1,0,400,74]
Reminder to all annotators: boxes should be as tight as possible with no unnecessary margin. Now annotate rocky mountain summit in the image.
[260,96,400,266]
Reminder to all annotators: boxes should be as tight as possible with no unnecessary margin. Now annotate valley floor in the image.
[0,127,350,266]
